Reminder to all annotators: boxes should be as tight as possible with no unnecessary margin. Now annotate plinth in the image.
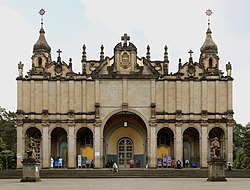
[207,157,227,182]
[20,158,41,182]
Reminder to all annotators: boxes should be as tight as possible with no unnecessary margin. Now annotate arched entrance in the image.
[117,137,133,167]
[157,128,174,165]
[208,127,225,159]
[183,127,200,167]
[76,128,94,167]
[25,127,42,161]
[103,111,147,168]
[51,127,68,168]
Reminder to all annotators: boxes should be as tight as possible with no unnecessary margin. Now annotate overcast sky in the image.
[0,0,249,125]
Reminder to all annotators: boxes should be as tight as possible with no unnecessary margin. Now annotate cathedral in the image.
[16,10,234,169]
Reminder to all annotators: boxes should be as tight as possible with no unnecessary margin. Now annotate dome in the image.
[200,26,218,54]
[33,27,51,53]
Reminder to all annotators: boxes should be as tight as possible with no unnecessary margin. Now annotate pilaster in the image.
[16,123,23,168]
[68,123,76,168]
[149,121,157,168]
[94,122,101,168]
[42,123,49,168]
[175,122,183,166]
[201,122,208,167]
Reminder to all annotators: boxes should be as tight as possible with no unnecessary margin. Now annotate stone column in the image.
[175,123,183,166]
[42,80,48,110]
[227,123,233,165]
[201,124,208,167]
[69,80,75,111]
[17,80,23,111]
[68,124,76,168]
[94,122,101,168]
[228,80,233,111]
[149,122,157,168]
[42,124,49,168]
[31,80,35,112]
[16,124,23,168]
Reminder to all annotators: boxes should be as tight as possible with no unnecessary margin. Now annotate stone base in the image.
[20,159,41,182]
[207,157,227,182]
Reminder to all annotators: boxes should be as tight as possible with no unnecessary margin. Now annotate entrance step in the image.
[1,169,250,179]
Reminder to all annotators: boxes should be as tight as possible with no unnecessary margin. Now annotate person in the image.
[130,159,134,168]
[185,159,189,168]
[112,162,118,173]
[50,157,54,168]
[176,160,182,169]
[227,162,232,171]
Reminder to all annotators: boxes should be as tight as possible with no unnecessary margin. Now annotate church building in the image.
[16,10,234,169]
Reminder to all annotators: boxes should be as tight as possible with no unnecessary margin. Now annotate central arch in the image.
[103,111,147,168]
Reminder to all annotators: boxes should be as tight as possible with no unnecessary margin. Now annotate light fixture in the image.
[123,121,128,128]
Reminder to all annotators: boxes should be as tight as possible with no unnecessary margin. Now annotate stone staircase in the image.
[1,168,250,179]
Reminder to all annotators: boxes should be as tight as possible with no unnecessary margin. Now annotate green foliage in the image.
[234,122,250,169]
[0,106,16,169]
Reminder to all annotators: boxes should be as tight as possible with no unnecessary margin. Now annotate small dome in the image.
[33,27,51,53]
[200,26,218,54]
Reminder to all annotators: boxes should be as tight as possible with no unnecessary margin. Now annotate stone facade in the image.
[16,19,234,169]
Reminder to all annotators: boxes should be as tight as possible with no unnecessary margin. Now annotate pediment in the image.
[89,57,161,79]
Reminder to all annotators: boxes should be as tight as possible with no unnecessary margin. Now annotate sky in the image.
[0,0,249,125]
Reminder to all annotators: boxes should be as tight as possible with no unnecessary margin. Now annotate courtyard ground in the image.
[0,178,249,190]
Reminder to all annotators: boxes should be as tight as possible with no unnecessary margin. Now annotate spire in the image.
[33,9,51,53]
[200,9,218,54]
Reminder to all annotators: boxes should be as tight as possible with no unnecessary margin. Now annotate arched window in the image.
[38,57,42,67]
[209,58,213,68]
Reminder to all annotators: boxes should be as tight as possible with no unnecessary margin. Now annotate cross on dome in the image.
[188,50,194,58]
[57,49,62,57]
[121,33,130,45]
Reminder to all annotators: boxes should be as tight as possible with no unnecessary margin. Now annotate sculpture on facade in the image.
[210,137,220,158]
[26,137,36,159]
[226,62,232,77]
[18,61,24,77]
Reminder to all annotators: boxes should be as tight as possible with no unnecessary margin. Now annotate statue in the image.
[210,137,220,158]
[26,137,36,159]
[226,62,232,77]
[18,61,24,77]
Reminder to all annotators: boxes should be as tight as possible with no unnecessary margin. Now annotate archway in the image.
[51,127,68,168]
[25,127,42,161]
[183,127,200,167]
[157,128,174,167]
[103,111,147,168]
[76,128,93,168]
[208,127,225,159]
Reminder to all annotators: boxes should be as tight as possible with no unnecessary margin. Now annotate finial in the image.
[56,49,62,62]
[100,44,104,60]
[164,45,169,62]
[39,9,45,28]
[188,50,194,63]
[188,50,194,58]
[146,45,151,60]
[81,44,87,62]
[57,49,62,57]
[206,9,213,28]
[121,33,130,46]
[69,58,72,71]
[178,58,182,70]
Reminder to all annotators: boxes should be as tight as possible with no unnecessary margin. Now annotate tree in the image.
[234,122,250,169]
[0,107,16,169]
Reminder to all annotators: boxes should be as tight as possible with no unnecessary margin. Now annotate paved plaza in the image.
[0,178,249,190]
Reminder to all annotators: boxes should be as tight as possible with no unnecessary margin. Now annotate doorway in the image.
[118,137,133,167]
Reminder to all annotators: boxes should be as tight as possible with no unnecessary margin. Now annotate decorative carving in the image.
[226,62,232,77]
[210,137,220,158]
[18,61,24,77]
[26,137,36,159]
[119,51,130,69]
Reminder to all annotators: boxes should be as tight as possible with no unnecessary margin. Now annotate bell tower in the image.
[199,9,219,73]
[31,9,51,73]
